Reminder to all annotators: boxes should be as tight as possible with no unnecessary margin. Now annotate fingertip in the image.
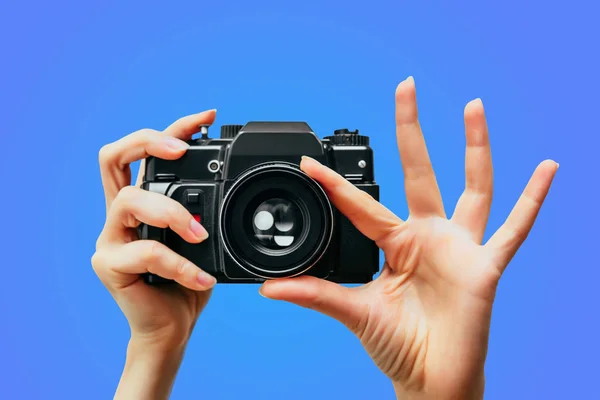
[463,99,488,147]
[395,78,418,124]
[261,277,365,329]
[165,108,218,138]
[258,278,289,298]
[536,159,559,175]
[300,155,321,173]
[258,283,272,298]
[395,76,416,98]
[196,269,216,290]
[541,159,559,169]
[537,159,560,181]
[258,276,318,300]
[465,98,484,114]
[301,156,334,186]
[200,108,217,116]
[189,217,209,241]
[197,108,217,125]
[402,75,415,86]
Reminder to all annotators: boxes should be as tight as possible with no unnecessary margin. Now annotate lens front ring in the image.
[219,163,334,280]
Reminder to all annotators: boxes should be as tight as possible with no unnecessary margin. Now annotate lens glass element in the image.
[252,198,302,250]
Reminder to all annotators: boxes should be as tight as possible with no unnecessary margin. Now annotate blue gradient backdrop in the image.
[1,1,597,399]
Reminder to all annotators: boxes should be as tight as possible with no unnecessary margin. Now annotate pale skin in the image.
[92,77,558,400]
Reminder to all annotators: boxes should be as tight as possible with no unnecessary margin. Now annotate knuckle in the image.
[176,258,189,277]
[114,185,138,206]
[99,129,158,168]
[162,204,178,219]
[134,128,155,135]
[142,240,162,263]
[98,144,115,166]
[133,128,160,143]
[163,203,184,222]
[90,251,105,273]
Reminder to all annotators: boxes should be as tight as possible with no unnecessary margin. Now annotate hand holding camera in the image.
[260,78,557,398]
[92,109,218,399]
[92,77,557,400]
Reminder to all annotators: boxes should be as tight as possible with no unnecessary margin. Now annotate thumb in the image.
[259,276,368,333]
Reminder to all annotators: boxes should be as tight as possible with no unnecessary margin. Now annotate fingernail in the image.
[556,162,560,169]
[405,76,414,84]
[197,270,216,288]
[163,136,189,151]
[198,108,217,116]
[301,155,320,165]
[190,218,209,240]
[258,285,270,298]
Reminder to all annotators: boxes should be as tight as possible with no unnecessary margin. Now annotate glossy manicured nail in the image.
[197,270,216,288]
[163,136,189,151]
[301,155,321,166]
[190,218,209,240]
[258,285,269,298]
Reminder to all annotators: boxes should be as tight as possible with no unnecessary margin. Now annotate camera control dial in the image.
[220,124,244,139]
[325,128,369,146]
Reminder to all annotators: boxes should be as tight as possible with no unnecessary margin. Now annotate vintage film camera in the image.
[139,122,380,284]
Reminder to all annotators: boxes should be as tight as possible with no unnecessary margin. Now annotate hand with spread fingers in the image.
[259,77,558,400]
[91,109,218,400]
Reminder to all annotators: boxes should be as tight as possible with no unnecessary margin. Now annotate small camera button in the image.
[208,160,221,173]
[187,192,200,204]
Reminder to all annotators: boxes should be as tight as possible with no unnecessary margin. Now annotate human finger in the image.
[92,240,216,291]
[300,156,402,244]
[133,109,217,187]
[452,99,493,243]
[97,186,208,247]
[485,160,558,271]
[259,276,368,333]
[395,77,445,217]
[99,109,217,210]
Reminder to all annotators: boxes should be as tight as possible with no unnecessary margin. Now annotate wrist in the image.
[114,337,188,400]
[392,374,485,400]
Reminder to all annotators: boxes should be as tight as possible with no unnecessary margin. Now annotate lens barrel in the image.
[219,163,333,279]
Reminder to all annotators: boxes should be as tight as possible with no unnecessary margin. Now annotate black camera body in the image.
[139,122,380,284]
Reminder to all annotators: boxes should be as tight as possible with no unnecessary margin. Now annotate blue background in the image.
[1,1,597,399]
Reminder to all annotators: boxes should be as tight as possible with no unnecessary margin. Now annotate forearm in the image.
[392,375,485,400]
[114,338,187,400]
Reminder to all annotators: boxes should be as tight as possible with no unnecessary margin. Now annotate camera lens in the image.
[220,163,333,279]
